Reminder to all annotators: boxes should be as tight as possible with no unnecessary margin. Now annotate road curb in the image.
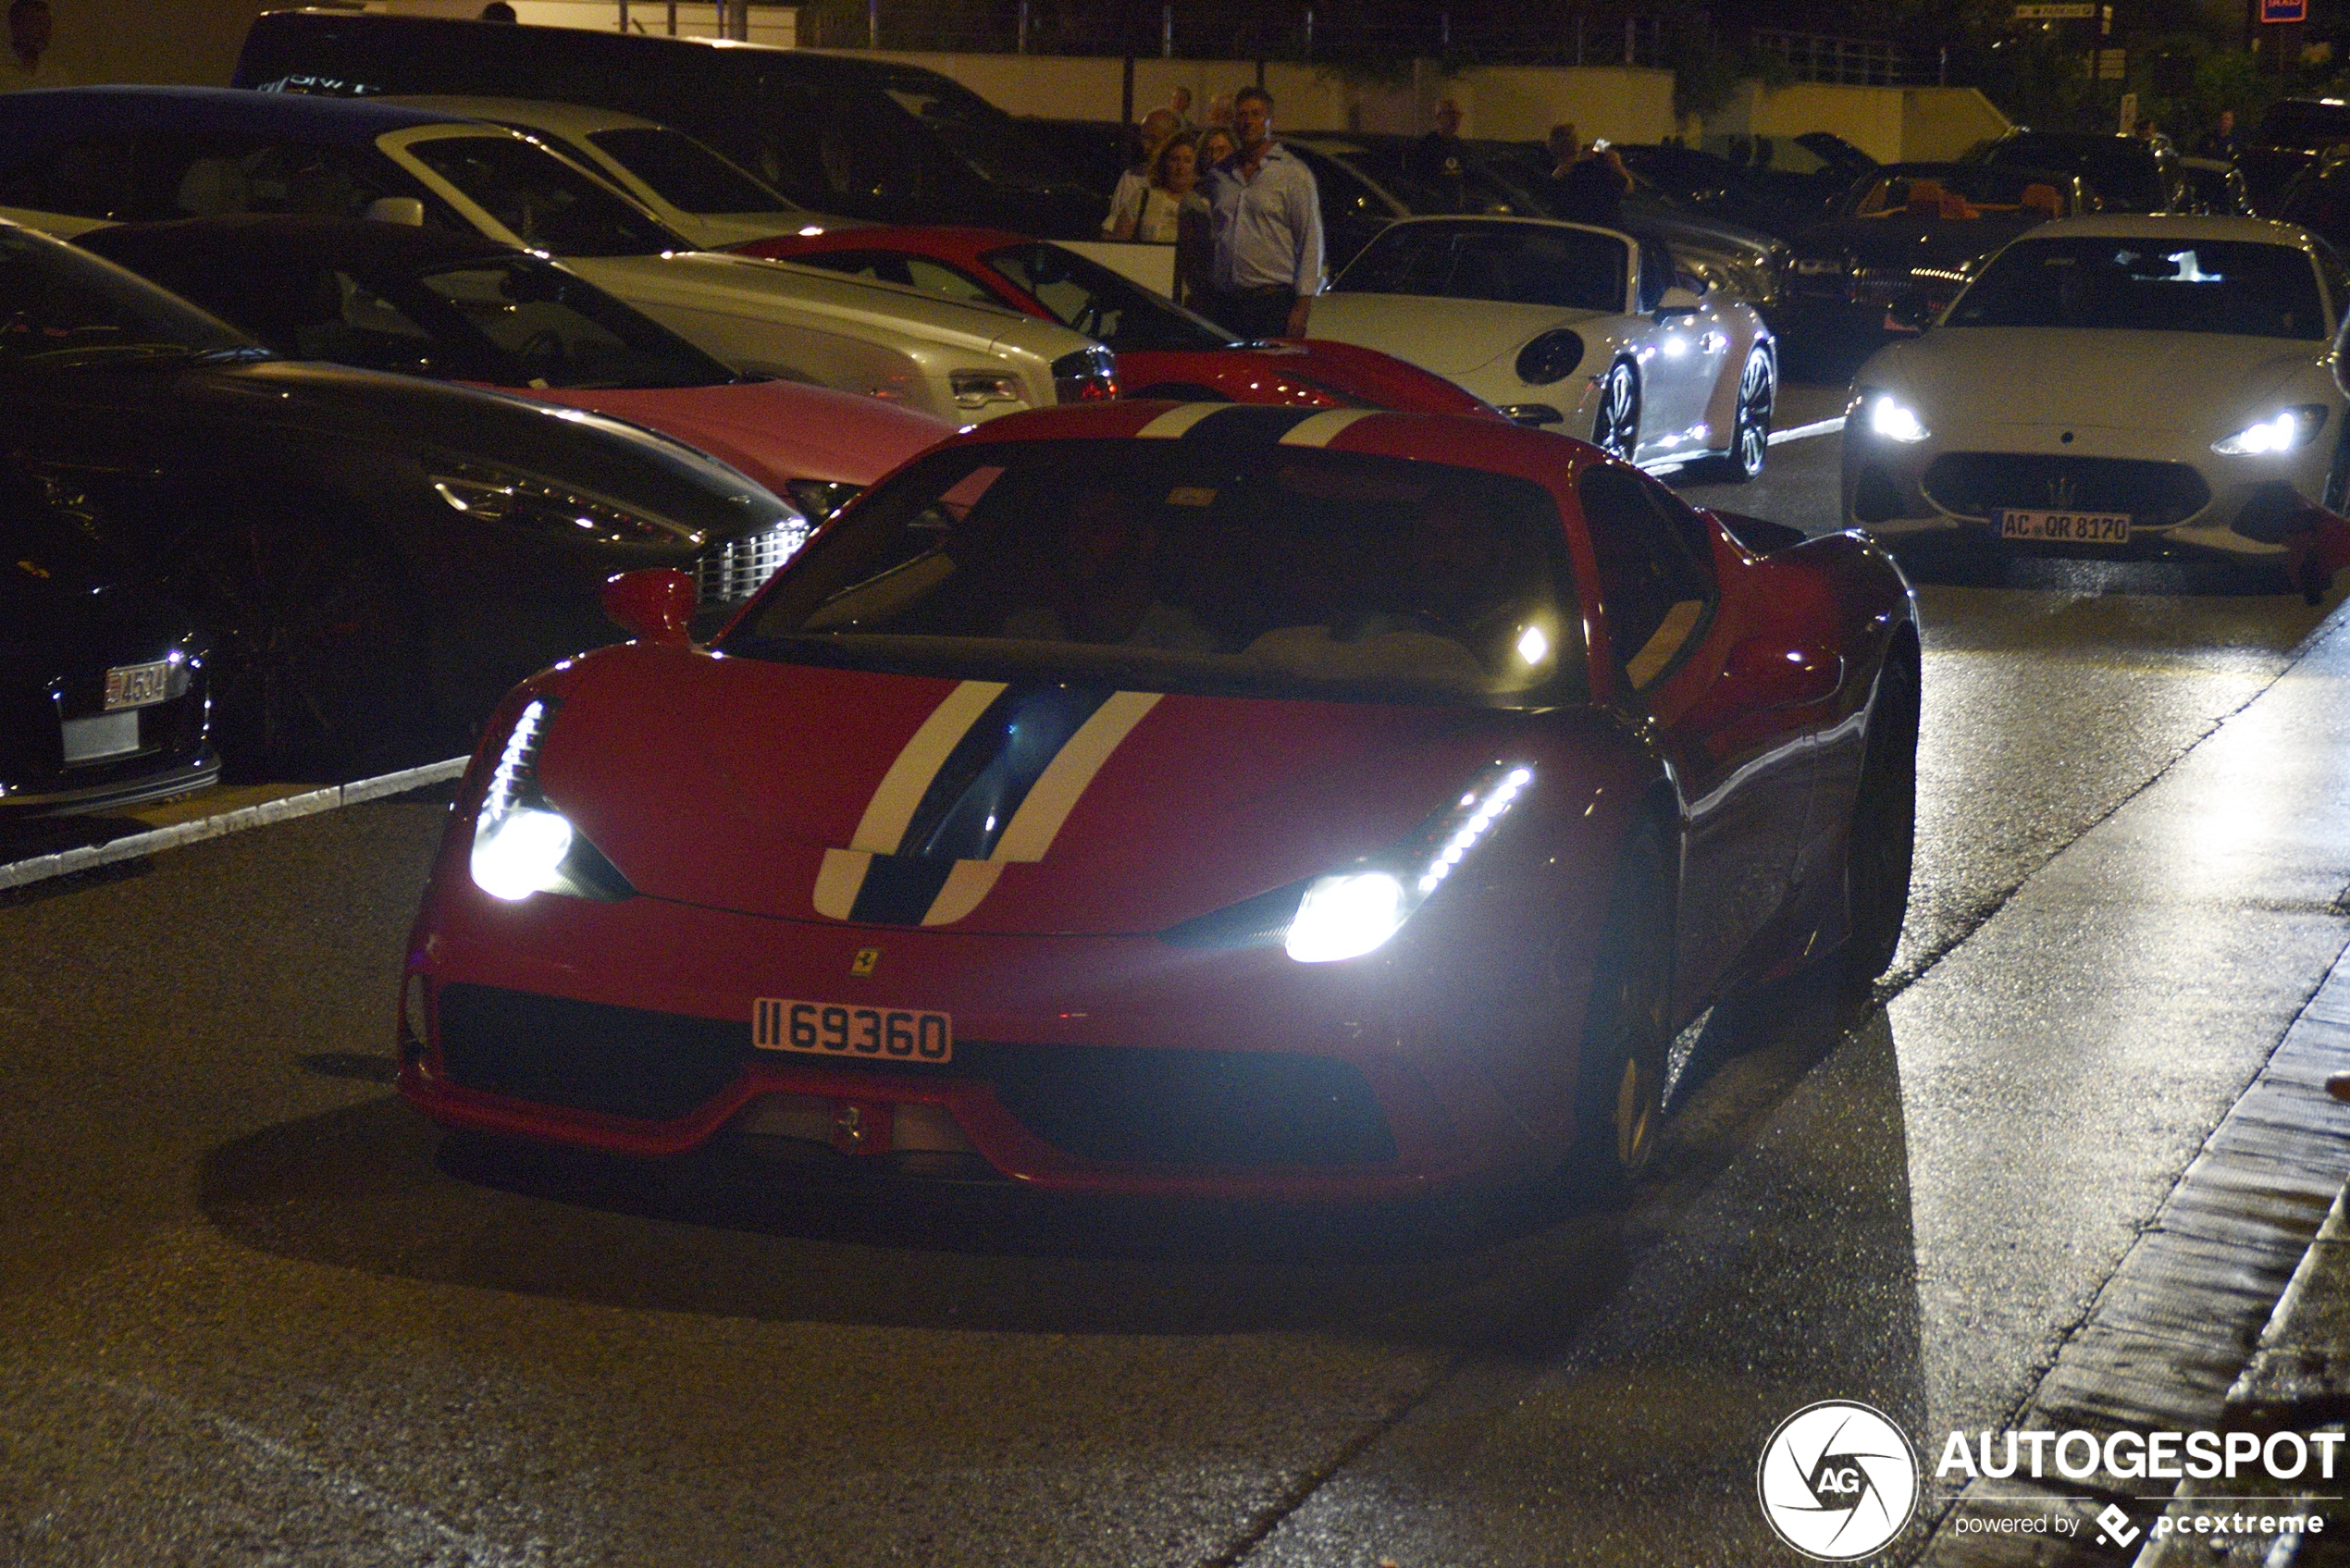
[0,756,467,895]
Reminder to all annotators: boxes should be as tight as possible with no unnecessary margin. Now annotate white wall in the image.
[3,0,276,90]
[1698,80,2011,164]
[366,0,798,45]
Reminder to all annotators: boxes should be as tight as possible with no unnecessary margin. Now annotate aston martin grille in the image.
[1921,454,2213,527]
[693,518,808,611]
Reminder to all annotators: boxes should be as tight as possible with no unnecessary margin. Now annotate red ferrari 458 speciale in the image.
[397,402,1918,1201]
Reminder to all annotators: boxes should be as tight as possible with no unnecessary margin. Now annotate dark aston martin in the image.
[1,467,217,817]
[0,220,801,774]
[1782,163,2097,349]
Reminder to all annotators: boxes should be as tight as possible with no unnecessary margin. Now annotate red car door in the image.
[1576,464,1832,1010]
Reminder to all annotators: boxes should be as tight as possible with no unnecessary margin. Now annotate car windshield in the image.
[0,224,255,369]
[585,127,798,216]
[402,133,685,256]
[726,438,1585,708]
[1975,136,2160,211]
[1332,220,1627,312]
[982,242,1233,352]
[1947,237,2327,339]
[882,78,1064,192]
[1841,167,2073,219]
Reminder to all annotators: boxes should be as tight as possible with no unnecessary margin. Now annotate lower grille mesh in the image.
[1922,453,2213,526]
[433,985,1398,1166]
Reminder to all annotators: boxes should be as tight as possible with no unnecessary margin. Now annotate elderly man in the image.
[1202,85,1323,340]
[1406,97,1472,212]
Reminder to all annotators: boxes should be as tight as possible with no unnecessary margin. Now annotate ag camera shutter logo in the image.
[1758,1401,1921,1560]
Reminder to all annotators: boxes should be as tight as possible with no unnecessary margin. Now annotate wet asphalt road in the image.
[5,389,2350,1565]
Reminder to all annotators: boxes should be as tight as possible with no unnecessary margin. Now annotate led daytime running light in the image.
[1284,765,1534,964]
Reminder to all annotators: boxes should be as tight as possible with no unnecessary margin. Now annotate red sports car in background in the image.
[396,402,1917,1201]
[75,216,954,528]
[739,225,1503,417]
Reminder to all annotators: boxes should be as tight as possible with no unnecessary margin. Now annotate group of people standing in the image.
[1104,86,1320,340]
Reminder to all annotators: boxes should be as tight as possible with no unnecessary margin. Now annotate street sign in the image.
[2015,4,2096,18]
[2263,0,2307,21]
[2118,91,2138,135]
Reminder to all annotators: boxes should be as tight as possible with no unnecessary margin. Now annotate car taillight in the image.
[1052,345,1118,403]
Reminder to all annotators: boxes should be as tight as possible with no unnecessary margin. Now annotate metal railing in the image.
[1749,30,1941,87]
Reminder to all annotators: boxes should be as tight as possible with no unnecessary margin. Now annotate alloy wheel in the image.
[1594,361,1640,462]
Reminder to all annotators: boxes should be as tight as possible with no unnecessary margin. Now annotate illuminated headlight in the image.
[468,698,631,903]
[431,467,702,548]
[1284,766,1534,964]
[472,808,576,902]
[2213,405,2328,455]
[1866,395,1930,443]
[949,369,1025,410]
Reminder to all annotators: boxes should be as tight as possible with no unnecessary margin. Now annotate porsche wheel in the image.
[177,512,426,778]
[1565,813,1675,1203]
[1690,348,1774,484]
[1592,360,1640,463]
[1843,641,1920,986]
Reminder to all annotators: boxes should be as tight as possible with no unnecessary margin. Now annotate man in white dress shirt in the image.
[1202,86,1323,341]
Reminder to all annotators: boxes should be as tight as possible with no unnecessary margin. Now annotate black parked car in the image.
[1964,129,2176,213]
[1783,163,2097,346]
[233,9,1102,239]
[0,220,798,773]
[1,469,217,818]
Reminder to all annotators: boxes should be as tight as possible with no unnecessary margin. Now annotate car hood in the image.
[571,252,1068,359]
[532,648,1567,935]
[513,379,952,493]
[1307,294,1605,377]
[1866,327,2326,432]
[179,358,794,538]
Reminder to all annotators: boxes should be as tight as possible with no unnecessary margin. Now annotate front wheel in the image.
[1842,643,1920,986]
[1591,359,1641,463]
[1564,812,1675,1203]
[1689,347,1774,484]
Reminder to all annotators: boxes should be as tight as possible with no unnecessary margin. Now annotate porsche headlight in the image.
[1284,766,1534,964]
[2213,404,2329,456]
[469,698,632,903]
[1515,329,1586,387]
[1865,394,1930,443]
[431,466,703,549]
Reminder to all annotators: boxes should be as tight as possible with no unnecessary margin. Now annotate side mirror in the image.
[601,568,698,647]
[365,196,426,227]
[1654,285,1703,320]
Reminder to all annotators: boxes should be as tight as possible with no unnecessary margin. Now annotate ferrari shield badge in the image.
[850,947,881,978]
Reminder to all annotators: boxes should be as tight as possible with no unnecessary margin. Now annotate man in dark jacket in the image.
[1545,125,1630,228]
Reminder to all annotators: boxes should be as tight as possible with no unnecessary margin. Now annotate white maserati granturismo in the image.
[1305,215,1778,479]
[1842,214,2349,563]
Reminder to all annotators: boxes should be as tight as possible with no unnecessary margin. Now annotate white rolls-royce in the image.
[1842,214,2350,563]
[1305,215,1778,480]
